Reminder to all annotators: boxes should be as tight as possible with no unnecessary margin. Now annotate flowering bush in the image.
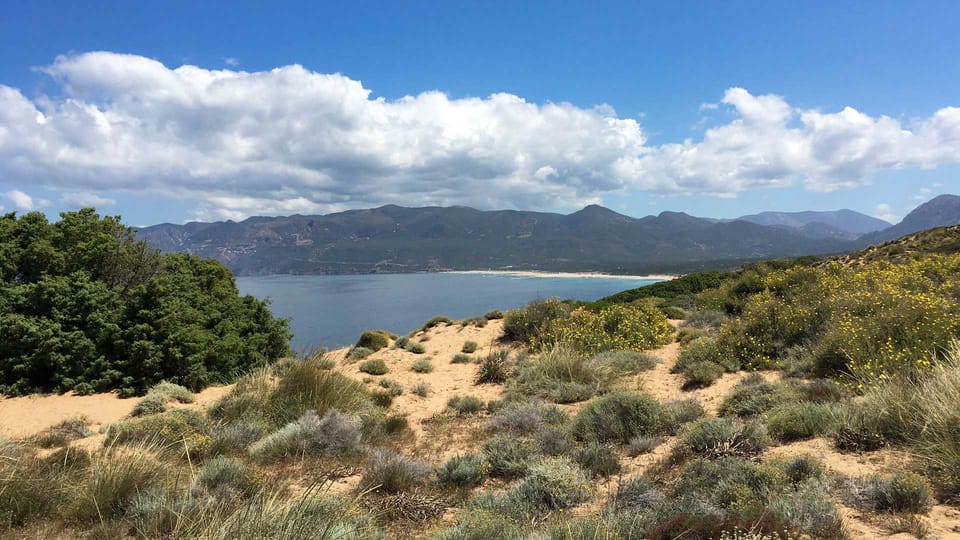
[544,304,674,354]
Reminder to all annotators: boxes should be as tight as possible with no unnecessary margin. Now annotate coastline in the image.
[444,270,677,280]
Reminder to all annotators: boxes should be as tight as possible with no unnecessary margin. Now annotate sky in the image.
[1,1,959,226]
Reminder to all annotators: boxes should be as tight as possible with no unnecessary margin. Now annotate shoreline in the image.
[444,270,677,280]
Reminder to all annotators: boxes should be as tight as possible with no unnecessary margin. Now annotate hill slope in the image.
[859,194,960,245]
[138,205,855,275]
[737,209,890,237]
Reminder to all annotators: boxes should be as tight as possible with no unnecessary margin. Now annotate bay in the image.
[236,272,663,351]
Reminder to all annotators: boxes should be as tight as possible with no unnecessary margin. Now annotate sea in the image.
[236,272,663,351]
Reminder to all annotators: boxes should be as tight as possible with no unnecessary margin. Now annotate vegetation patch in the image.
[572,391,665,443]
[359,358,389,375]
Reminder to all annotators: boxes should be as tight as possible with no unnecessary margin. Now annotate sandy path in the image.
[0,385,232,439]
[332,320,509,439]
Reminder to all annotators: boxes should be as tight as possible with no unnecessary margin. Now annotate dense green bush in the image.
[0,209,290,396]
[681,361,724,389]
[437,454,491,489]
[503,298,572,347]
[483,434,537,478]
[461,341,478,354]
[355,330,391,351]
[194,457,260,499]
[765,402,837,442]
[572,391,665,443]
[574,442,621,478]
[676,418,769,460]
[411,358,434,373]
[865,471,933,513]
[718,374,798,418]
[447,395,484,415]
[359,358,388,375]
[405,341,427,354]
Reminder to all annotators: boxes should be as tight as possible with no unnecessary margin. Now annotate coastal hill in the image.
[136,194,960,276]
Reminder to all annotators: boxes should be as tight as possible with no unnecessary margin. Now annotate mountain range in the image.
[136,194,960,276]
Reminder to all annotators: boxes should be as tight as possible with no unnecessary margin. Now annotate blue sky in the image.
[1,1,958,225]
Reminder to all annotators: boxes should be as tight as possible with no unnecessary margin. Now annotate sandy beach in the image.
[445,270,677,280]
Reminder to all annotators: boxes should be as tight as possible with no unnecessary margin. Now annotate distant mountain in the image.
[736,210,890,238]
[859,195,960,245]
[137,205,856,276]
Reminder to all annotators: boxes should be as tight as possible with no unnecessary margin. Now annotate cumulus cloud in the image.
[5,190,36,211]
[59,191,116,208]
[0,52,958,220]
[874,203,900,223]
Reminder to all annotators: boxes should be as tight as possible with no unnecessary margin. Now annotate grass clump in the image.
[663,398,706,434]
[483,434,537,479]
[378,378,403,396]
[194,457,260,499]
[765,402,838,442]
[864,471,933,513]
[371,391,393,408]
[421,315,452,331]
[461,341,478,353]
[248,409,362,461]
[74,444,164,522]
[511,344,612,403]
[356,330,391,351]
[589,350,659,373]
[627,435,662,456]
[347,346,374,361]
[267,358,371,426]
[360,449,432,493]
[475,350,509,384]
[572,391,665,443]
[574,442,621,478]
[358,358,388,375]
[718,373,798,417]
[484,309,504,320]
[105,409,212,459]
[676,417,769,460]
[451,353,472,364]
[774,454,826,485]
[411,358,434,373]
[410,382,430,397]
[132,392,168,416]
[488,400,568,435]
[437,454,491,489]
[405,341,427,354]
[476,457,590,518]
[432,510,526,540]
[447,395,484,415]
[681,361,724,389]
[132,381,196,417]
[33,417,91,448]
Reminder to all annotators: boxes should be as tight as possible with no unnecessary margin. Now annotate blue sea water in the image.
[236,273,662,350]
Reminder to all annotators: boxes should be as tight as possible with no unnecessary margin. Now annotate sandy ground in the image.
[5,318,960,538]
[0,384,232,440]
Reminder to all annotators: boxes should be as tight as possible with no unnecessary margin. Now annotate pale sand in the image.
[0,385,232,439]
[444,270,677,280]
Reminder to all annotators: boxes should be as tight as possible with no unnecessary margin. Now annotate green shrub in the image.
[194,457,260,499]
[574,443,621,478]
[798,379,848,402]
[677,418,769,460]
[677,326,710,345]
[380,415,409,436]
[865,472,933,513]
[627,435,662,456]
[105,409,212,459]
[132,393,168,416]
[660,305,686,319]
[32,417,91,447]
[267,359,371,426]
[768,478,845,538]
[663,399,706,434]
[510,457,590,511]
[543,304,674,354]
[432,510,526,540]
[371,391,393,408]
[0,210,290,397]
[347,347,374,361]
[488,400,568,435]
[411,358,434,373]
[208,366,274,424]
[422,315,452,331]
[503,298,571,347]
[410,382,430,397]
[606,476,664,514]
[358,358,388,375]
[437,454,491,489]
[775,454,825,485]
[378,378,403,396]
[394,336,410,349]
[674,336,738,373]
[536,428,576,457]
[461,341,478,353]
[248,409,363,461]
[475,350,509,384]
[448,395,484,415]
[718,374,798,418]
[484,309,505,320]
[0,442,65,527]
[483,434,537,478]
[766,402,837,442]
[360,449,432,493]
[150,382,194,403]
[451,353,472,364]
[210,421,267,455]
[356,330,391,351]
[681,361,724,389]
[572,391,665,443]
[405,341,427,354]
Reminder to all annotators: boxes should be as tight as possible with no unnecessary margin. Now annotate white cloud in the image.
[59,191,116,208]
[874,203,900,223]
[224,57,239,67]
[4,189,35,211]
[0,52,959,220]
